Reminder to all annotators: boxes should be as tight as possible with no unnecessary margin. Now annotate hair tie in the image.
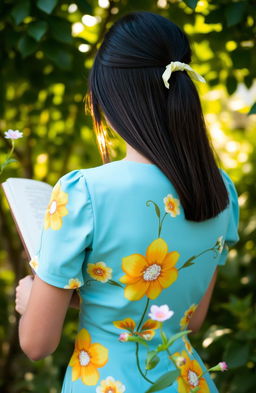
[162,61,206,89]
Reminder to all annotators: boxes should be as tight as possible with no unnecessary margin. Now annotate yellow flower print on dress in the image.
[173,350,210,393]
[163,194,180,217]
[113,317,160,341]
[180,304,198,330]
[96,376,126,393]
[182,336,193,354]
[119,238,179,301]
[44,182,68,230]
[69,328,108,386]
[87,261,112,283]
[29,255,39,272]
[64,278,82,289]
[113,318,136,332]
[138,319,160,340]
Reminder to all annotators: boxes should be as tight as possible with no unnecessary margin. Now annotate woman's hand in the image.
[15,275,34,315]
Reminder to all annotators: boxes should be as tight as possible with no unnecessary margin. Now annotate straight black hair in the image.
[87,11,229,222]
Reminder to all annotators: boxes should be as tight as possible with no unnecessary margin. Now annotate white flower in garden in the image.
[148,304,174,322]
[4,129,23,140]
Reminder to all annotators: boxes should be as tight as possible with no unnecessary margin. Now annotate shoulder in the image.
[219,168,239,203]
[55,169,87,194]
[52,170,92,206]
[80,161,122,178]
[80,161,127,190]
[219,168,239,226]
[220,168,236,188]
[55,162,121,196]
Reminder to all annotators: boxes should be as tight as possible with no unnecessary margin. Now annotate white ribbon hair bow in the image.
[162,61,206,88]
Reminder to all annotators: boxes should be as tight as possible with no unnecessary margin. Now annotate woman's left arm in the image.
[16,274,75,361]
[16,171,94,361]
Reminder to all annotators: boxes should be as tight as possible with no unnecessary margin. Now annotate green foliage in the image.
[36,0,59,14]
[183,0,199,9]
[145,369,180,393]
[248,102,256,115]
[27,21,48,41]
[0,0,255,392]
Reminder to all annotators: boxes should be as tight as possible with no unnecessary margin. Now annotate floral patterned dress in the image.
[29,159,239,393]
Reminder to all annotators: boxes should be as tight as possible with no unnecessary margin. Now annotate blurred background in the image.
[0,0,255,392]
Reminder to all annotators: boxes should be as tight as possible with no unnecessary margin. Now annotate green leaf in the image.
[76,0,93,14]
[183,0,198,10]
[145,369,180,393]
[145,351,160,370]
[248,102,256,115]
[231,48,251,69]
[179,257,195,270]
[224,341,250,368]
[107,279,123,288]
[221,294,252,318]
[160,330,168,345]
[244,75,253,89]
[27,21,48,42]
[204,9,223,24]
[156,343,166,352]
[43,43,73,70]
[167,330,191,348]
[11,1,30,25]
[129,336,148,347]
[225,2,247,27]
[146,200,161,218]
[17,36,37,58]
[226,76,237,95]
[1,158,17,171]
[5,158,17,165]
[48,17,72,44]
[36,0,58,14]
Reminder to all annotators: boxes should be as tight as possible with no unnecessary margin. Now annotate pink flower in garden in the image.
[4,129,23,140]
[148,304,174,322]
[118,332,129,342]
[219,361,228,371]
[208,361,228,373]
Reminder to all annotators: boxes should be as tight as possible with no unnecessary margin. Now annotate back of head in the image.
[88,11,229,222]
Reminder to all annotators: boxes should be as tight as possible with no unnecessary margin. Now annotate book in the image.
[1,178,53,262]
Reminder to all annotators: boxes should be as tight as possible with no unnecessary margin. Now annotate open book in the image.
[1,178,53,262]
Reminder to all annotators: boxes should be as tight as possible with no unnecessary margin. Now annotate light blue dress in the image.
[30,159,239,393]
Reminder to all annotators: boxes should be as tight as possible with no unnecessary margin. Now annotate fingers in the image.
[15,297,23,315]
[15,275,34,316]
[18,275,34,284]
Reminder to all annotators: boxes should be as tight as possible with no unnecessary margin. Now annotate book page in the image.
[1,178,53,259]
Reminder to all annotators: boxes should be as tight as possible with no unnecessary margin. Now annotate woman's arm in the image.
[188,267,218,333]
[18,275,75,361]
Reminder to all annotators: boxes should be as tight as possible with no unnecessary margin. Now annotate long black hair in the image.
[87,11,229,222]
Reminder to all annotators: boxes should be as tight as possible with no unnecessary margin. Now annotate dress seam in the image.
[80,169,97,254]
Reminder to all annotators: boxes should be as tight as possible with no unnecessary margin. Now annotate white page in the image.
[2,178,53,258]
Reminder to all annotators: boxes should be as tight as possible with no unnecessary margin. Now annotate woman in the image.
[16,11,239,393]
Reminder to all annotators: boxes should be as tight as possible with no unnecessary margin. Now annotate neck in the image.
[122,143,154,164]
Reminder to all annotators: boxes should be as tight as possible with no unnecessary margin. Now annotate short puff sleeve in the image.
[217,170,240,266]
[29,169,94,289]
